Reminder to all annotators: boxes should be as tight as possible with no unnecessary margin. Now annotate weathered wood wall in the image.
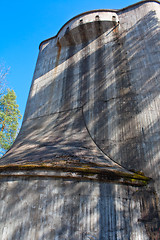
[0,1,160,239]
[1,178,158,239]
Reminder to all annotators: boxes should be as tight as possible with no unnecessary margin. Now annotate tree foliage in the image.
[0,64,21,156]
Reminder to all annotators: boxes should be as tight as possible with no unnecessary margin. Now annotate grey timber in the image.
[0,1,160,239]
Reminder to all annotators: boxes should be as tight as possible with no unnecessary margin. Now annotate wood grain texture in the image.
[0,1,160,239]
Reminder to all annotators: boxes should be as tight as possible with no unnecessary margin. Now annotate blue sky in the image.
[1,0,137,125]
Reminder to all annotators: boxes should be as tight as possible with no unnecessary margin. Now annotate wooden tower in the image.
[0,1,160,239]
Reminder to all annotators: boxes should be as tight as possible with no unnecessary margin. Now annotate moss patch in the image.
[0,162,151,186]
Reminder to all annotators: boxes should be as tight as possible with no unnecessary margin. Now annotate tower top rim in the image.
[39,0,160,49]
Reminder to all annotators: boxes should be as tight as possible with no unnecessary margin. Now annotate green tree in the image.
[0,89,22,156]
